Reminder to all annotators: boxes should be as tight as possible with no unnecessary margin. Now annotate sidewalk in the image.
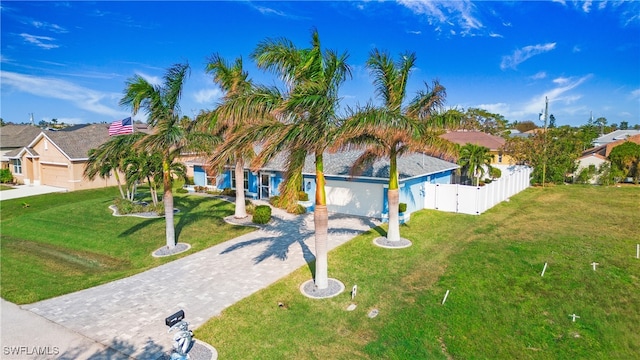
[3,204,378,359]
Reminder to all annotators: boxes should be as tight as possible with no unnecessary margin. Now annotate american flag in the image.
[108,117,134,136]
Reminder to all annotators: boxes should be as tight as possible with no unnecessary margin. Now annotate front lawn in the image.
[0,187,254,304]
[195,185,640,359]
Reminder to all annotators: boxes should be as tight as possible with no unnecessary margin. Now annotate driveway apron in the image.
[22,207,378,360]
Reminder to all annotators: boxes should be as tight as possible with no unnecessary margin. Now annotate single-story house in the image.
[188,149,459,220]
[592,130,640,147]
[439,130,514,165]
[6,123,151,191]
[575,133,640,183]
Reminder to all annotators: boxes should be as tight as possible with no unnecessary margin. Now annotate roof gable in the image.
[27,124,112,161]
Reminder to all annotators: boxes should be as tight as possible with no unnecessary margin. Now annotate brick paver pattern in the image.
[24,206,378,360]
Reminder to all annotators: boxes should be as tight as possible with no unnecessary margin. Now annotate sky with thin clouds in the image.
[1,1,638,127]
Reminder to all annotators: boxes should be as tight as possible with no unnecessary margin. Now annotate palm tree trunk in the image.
[387,152,401,242]
[387,189,401,242]
[234,156,247,218]
[314,152,329,289]
[113,171,126,199]
[163,161,175,248]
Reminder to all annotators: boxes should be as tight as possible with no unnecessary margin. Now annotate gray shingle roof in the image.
[261,148,458,180]
[42,124,112,160]
[0,125,42,148]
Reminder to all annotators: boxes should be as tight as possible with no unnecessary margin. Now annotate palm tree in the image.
[120,63,211,249]
[216,29,351,290]
[337,49,456,244]
[457,143,494,186]
[205,54,256,218]
[84,133,144,200]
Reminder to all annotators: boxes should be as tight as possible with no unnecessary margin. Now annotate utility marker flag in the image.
[109,117,134,136]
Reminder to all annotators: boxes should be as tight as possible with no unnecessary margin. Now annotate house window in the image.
[498,152,503,163]
[231,170,249,190]
[13,159,22,174]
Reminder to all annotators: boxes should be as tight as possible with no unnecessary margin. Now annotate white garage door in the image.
[41,164,69,189]
[325,179,384,218]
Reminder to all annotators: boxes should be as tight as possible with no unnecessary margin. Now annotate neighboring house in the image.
[1,124,43,170]
[439,130,514,165]
[189,149,459,220]
[592,130,640,147]
[575,134,640,183]
[6,123,150,191]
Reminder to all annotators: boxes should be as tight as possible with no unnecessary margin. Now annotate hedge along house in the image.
[190,149,458,220]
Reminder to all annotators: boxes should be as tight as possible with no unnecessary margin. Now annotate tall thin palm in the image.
[338,49,456,243]
[205,54,255,218]
[120,63,205,249]
[216,30,351,289]
[458,143,493,186]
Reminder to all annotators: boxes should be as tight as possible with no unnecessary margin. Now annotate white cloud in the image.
[522,75,592,115]
[553,77,571,85]
[500,42,556,70]
[20,33,59,49]
[407,30,422,35]
[396,0,483,36]
[489,32,503,38]
[31,20,67,33]
[530,71,547,80]
[255,5,287,17]
[194,88,222,104]
[631,88,640,99]
[582,0,592,13]
[136,71,162,86]
[0,71,126,118]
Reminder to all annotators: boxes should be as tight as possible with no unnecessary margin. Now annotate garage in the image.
[325,179,385,218]
[41,163,70,189]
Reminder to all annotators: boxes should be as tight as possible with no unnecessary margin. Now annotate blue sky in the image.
[1,1,639,128]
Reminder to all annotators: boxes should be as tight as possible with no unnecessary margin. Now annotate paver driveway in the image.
[22,207,378,360]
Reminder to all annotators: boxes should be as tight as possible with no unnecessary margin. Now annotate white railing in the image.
[423,165,532,215]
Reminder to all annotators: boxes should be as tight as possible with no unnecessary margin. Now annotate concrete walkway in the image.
[5,204,379,360]
[0,184,68,201]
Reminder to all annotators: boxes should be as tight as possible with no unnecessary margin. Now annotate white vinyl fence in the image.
[424,165,532,215]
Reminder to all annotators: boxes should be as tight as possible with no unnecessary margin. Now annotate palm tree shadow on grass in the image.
[173,195,233,241]
[220,212,379,277]
[115,195,233,244]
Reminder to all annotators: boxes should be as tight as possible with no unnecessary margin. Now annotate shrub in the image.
[490,167,502,179]
[291,204,306,215]
[176,188,189,194]
[297,191,309,202]
[0,169,13,184]
[221,188,236,196]
[252,205,272,224]
[113,197,164,215]
[184,176,195,185]
[269,195,282,207]
[398,203,407,213]
[245,200,256,215]
[483,178,493,184]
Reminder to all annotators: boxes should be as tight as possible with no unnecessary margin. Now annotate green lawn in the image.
[195,185,640,359]
[0,184,14,191]
[0,187,254,304]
